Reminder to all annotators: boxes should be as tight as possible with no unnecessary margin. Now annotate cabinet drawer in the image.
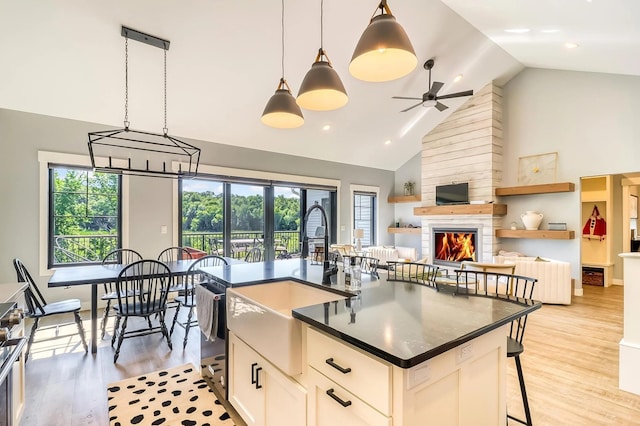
[308,368,391,426]
[307,327,391,415]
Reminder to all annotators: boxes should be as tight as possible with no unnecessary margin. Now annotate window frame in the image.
[47,164,122,268]
[350,184,380,248]
[38,151,130,275]
[173,162,341,260]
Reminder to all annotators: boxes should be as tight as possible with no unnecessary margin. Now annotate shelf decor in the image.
[517,152,558,185]
[403,181,415,196]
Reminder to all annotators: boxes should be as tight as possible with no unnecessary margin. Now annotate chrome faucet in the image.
[302,202,336,284]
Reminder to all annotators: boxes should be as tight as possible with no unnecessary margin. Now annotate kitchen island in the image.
[200,259,541,425]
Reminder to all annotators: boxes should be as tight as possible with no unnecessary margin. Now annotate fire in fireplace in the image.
[432,228,478,267]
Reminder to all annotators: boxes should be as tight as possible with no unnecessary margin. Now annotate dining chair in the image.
[460,261,516,295]
[244,246,263,263]
[111,259,173,363]
[454,270,537,426]
[386,261,440,288]
[158,246,194,296]
[170,255,228,348]
[13,258,88,362]
[100,248,143,339]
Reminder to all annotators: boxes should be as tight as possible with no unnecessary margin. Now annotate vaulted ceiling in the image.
[1,0,637,171]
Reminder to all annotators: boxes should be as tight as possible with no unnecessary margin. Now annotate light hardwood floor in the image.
[18,285,640,425]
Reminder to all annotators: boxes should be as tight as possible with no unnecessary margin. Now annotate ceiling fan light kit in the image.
[262,0,305,129]
[262,78,305,128]
[349,0,417,82]
[297,0,348,111]
[88,26,200,178]
[392,58,474,113]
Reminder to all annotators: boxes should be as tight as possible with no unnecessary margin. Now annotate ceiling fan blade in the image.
[435,102,448,112]
[429,81,444,96]
[401,102,424,113]
[436,90,474,100]
[392,96,422,100]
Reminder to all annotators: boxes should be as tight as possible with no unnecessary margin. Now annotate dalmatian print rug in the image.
[107,363,233,425]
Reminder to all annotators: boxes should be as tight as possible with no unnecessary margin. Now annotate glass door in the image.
[230,183,265,260]
[273,186,301,259]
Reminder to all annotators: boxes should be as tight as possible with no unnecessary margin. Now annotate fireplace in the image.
[432,228,480,268]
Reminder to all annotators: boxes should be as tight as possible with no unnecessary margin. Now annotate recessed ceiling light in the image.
[453,74,463,83]
[322,124,331,131]
[504,28,530,34]
[384,140,391,145]
[540,29,560,34]
[564,42,579,49]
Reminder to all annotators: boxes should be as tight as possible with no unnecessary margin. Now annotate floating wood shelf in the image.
[495,229,575,239]
[388,194,421,203]
[388,227,422,235]
[414,204,507,216]
[495,182,575,196]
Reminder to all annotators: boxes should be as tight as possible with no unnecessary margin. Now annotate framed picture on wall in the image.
[631,195,638,219]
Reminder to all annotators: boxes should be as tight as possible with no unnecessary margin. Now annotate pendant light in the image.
[261,0,304,129]
[296,0,348,111]
[349,0,417,82]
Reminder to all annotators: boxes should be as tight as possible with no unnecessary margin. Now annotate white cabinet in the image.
[307,368,391,426]
[306,325,508,426]
[228,332,306,426]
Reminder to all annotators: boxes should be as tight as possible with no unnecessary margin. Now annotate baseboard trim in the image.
[574,288,584,297]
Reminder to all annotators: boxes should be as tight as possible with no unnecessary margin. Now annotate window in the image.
[353,191,377,247]
[48,166,121,267]
[179,173,336,261]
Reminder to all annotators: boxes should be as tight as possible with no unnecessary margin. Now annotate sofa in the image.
[493,255,572,305]
[363,246,417,268]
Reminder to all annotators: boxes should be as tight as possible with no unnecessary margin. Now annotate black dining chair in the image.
[170,255,228,348]
[386,261,440,288]
[455,270,537,426]
[158,246,194,306]
[244,247,263,263]
[111,259,173,363]
[13,258,88,362]
[99,248,143,339]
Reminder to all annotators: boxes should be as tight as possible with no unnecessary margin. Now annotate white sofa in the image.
[493,255,572,305]
[363,246,417,267]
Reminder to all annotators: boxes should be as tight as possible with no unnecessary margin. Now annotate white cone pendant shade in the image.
[350,12,417,82]
[297,54,348,111]
[261,79,304,129]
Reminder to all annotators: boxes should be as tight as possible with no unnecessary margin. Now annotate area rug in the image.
[107,363,234,425]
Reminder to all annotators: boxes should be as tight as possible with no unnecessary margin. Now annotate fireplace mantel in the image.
[414,204,507,216]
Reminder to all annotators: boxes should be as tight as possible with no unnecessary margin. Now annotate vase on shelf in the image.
[521,211,543,230]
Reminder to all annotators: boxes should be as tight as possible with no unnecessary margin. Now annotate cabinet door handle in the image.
[255,367,263,389]
[326,388,352,407]
[325,357,352,374]
[251,362,258,384]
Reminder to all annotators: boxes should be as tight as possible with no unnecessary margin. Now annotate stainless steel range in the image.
[0,302,26,426]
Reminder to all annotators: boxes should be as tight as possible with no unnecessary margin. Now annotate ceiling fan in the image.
[393,59,473,112]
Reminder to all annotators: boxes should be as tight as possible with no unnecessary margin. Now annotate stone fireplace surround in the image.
[419,83,504,265]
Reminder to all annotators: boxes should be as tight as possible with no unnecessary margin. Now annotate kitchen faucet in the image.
[302,202,336,284]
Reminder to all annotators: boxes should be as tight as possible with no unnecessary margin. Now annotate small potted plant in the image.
[403,181,415,196]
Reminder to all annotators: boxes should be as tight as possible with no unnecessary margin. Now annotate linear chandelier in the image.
[88,26,200,178]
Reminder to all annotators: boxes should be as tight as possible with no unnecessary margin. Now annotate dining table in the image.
[48,259,196,354]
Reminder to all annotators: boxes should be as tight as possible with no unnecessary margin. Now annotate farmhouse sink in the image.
[227,280,345,376]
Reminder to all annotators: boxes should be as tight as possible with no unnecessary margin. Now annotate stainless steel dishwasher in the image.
[199,280,228,400]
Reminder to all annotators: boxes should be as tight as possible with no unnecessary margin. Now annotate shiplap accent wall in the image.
[420,83,504,263]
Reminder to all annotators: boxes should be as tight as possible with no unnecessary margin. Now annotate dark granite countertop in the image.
[199,259,541,368]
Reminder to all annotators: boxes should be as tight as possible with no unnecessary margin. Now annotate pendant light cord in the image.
[124,36,129,129]
[281,0,285,80]
[320,0,324,50]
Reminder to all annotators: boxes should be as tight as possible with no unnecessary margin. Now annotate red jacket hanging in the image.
[582,205,606,240]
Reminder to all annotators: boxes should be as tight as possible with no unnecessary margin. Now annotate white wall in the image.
[0,109,395,308]
[502,68,640,288]
[392,152,422,257]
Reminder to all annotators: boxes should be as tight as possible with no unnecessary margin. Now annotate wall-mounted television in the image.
[435,182,469,205]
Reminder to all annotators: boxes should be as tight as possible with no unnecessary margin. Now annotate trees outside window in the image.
[49,166,121,267]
